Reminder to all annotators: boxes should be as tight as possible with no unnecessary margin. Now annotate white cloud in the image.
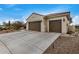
[0,18,17,25]
[0,16,26,25]
[0,21,3,25]
[41,5,70,15]
[72,15,79,25]
[21,15,27,23]
[50,6,69,13]
[51,8,68,13]
[5,18,15,23]
[5,18,22,23]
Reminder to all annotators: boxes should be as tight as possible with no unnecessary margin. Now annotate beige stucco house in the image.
[26,12,72,33]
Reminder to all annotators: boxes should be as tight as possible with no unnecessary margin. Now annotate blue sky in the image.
[0,4,79,25]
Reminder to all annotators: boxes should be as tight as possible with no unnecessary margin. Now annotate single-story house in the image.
[26,12,72,33]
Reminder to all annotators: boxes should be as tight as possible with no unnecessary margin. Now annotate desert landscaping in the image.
[44,32,79,54]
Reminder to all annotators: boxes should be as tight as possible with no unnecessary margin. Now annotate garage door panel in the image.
[29,21,41,31]
[49,20,61,33]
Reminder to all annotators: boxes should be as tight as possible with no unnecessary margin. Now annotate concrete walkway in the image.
[0,30,60,54]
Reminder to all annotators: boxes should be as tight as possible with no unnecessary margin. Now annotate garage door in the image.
[49,20,61,33]
[29,21,41,31]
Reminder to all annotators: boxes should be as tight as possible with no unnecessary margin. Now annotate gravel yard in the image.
[44,34,79,54]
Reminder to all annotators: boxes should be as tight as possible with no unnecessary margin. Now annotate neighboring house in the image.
[26,12,72,33]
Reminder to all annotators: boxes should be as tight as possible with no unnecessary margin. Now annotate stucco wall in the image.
[62,16,69,33]
[27,13,43,22]
[26,22,29,30]
[41,18,46,32]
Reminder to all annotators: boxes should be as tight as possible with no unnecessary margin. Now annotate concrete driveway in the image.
[0,30,60,54]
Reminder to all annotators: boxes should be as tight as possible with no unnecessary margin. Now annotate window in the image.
[63,18,65,22]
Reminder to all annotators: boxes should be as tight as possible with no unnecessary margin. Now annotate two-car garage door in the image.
[28,20,62,33]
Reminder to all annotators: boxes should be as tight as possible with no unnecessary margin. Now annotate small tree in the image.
[2,20,25,30]
[12,21,24,30]
[3,21,11,30]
